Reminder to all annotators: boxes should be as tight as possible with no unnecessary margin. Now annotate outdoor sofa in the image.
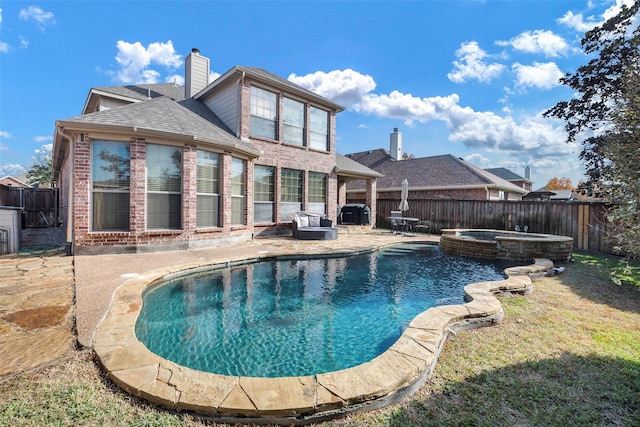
[292,212,338,240]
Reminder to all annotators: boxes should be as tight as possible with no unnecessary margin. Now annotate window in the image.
[309,107,329,151]
[308,172,327,215]
[196,150,220,227]
[231,158,245,225]
[250,86,277,140]
[283,97,305,146]
[92,141,130,231]
[254,165,275,223]
[147,144,182,229]
[280,169,303,221]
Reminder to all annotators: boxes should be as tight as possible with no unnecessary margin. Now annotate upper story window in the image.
[309,106,329,151]
[250,86,277,140]
[282,97,305,146]
[91,140,130,231]
[147,144,182,230]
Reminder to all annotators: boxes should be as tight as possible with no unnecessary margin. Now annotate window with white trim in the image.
[280,169,303,221]
[254,165,275,223]
[231,157,245,225]
[146,144,182,230]
[309,106,329,151]
[282,97,305,146]
[250,86,277,140]
[91,140,130,231]
[196,150,220,228]
[308,172,327,215]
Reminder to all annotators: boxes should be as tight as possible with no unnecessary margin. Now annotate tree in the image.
[544,2,640,184]
[544,2,640,257]
[546,177,573,190]
[601,65,640,257]
[26,155,53,188]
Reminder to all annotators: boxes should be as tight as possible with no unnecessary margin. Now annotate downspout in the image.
[56,127,74,256]
[485,186,490,200]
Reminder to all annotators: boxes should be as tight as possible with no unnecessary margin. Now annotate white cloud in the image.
[114,40,183,84]
[497,30,570,57]
[558,0,636,32]
[0,130,10,139]
[464,153,492,168]
[19,6,55,29]
[558,10,600,32]
[447,41,506,84]
[32,143,52,163]
[288,69,376,108]
[0,40,8,53]
[292,68,569,163]
[20,36,29,49]
[0,164,27,176]
[34,135,52,143]
[512,62,564,90]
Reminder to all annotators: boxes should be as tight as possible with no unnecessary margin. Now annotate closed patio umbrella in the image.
[399,178,409,213]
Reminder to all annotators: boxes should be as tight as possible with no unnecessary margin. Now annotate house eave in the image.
[55,121,261,158]
[196,66,345,112]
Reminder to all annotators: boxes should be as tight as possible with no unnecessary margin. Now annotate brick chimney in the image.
[185,48,210,98]
[390,128,403,160]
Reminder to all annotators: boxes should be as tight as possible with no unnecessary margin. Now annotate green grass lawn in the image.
[1,253,639,426]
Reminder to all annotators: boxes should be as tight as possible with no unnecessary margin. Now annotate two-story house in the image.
[52,49,379,255]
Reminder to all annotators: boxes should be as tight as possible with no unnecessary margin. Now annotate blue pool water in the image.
[135,244,518,377]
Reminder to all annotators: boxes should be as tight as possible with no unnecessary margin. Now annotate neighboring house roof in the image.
[345,149,528,194]
[0,175,31,188]
[198,66,345,112]
[485,167,532,184]
[335,154,384,179]
[83,83,185,113]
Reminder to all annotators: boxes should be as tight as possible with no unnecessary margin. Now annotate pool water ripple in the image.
[135,244,518,377]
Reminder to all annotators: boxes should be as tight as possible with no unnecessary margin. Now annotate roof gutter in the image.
[55,126,74,255]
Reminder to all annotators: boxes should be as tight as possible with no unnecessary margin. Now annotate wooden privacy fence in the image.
[0,184,59,228]
[376,199,612,255]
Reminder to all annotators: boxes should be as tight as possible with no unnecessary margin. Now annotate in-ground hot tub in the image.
[440,229,573,261]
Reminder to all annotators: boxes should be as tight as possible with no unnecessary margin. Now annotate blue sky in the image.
[0,0,633,188]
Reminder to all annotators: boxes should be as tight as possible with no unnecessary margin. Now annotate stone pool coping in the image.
[92,247,554,425]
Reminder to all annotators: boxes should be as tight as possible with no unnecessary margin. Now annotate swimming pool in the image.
[135,244,518,377]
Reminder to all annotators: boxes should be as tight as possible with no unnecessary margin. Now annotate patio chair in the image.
[389,211,404,234]
[414,221,429,234]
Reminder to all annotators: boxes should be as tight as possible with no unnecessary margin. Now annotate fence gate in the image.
[0,185,58,228]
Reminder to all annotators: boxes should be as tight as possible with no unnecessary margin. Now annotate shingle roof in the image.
[335,154,384,179]
[485,167,530,182]
[91,83,186,102]
[345,149,527,193]
[58,97,259,156]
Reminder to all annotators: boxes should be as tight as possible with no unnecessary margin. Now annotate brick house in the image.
[345,128,529,203]
[52,49,379,254]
